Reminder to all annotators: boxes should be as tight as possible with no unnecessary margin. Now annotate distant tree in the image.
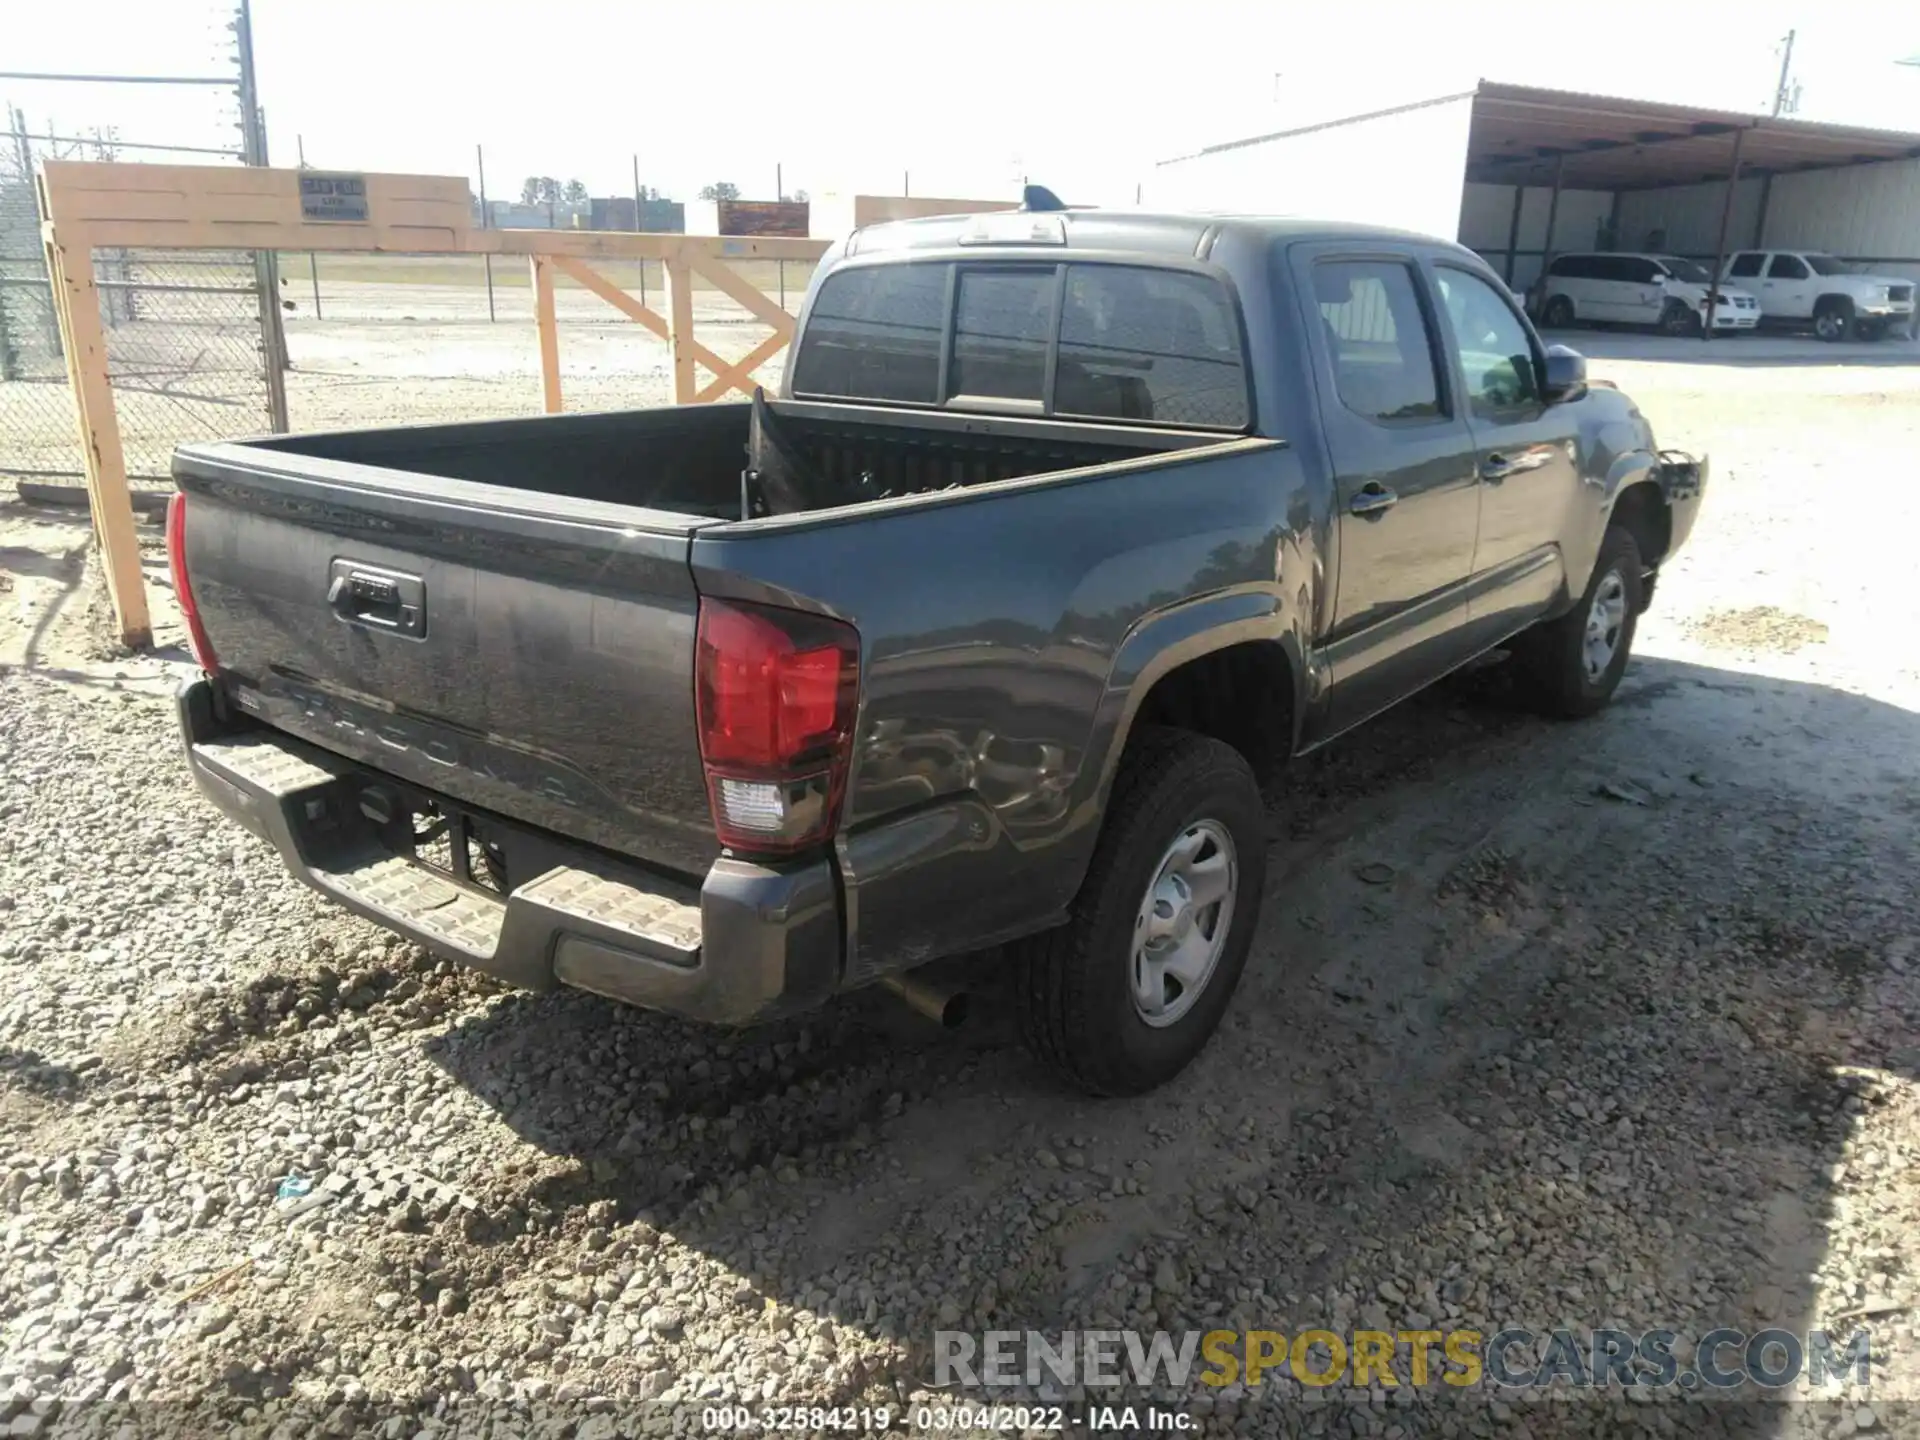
[520,176,541,206]
[563,178,588,204]
[538,175,561,226]
[792,188,809,203]
[698,181,741,201]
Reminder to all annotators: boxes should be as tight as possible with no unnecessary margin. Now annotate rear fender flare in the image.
[1044,588,1306,909]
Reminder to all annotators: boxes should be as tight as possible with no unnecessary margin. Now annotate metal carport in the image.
[1464,82,1920,295]
[1154,80,1920,304]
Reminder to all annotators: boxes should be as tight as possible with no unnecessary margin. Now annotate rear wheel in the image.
[1814,298,1856,342]
[1542,295,1576,328]
[1513,525,1644,719]
[1659,299,1701,336]
[1012,727,1266,1096]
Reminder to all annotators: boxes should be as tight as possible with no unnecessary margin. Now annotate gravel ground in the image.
[3,340,1920,1438]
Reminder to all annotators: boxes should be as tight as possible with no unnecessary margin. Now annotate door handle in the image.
[1348,483,1397,518]
[1480,454,1515,483]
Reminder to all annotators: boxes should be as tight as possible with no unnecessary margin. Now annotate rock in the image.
[194,1304,235,1338]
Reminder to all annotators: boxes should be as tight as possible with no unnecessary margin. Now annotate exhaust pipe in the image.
[879,973,969,1029]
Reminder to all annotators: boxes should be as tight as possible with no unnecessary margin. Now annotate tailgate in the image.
[174,443,721,878]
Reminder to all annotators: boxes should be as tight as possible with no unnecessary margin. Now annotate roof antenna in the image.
[1021,183,1067,213]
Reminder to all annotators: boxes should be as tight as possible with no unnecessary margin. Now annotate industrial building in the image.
[1153,80,1920,290]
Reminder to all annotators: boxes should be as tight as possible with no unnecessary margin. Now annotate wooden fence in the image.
[35,161,829,647]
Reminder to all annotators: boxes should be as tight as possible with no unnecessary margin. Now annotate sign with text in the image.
[300,173,370,223]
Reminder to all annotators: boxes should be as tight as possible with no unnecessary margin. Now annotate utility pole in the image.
[296,134,321,319]
[1772,30,1797,117]
[477,143,496,322]
[631,153,647,308]
[234,0,289,428]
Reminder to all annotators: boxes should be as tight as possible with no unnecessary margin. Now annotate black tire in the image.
[1658,299,1701,337]
[1542,295,1576,328]
[1013,727,1266,1096]
[1513,526,1644,719]
[1813,298,1855,343]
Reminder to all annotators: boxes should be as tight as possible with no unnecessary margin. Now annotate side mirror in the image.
[1541,344,1587,404]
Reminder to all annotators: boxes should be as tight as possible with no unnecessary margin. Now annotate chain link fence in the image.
[1,124,277,495]
[0,126,84,485]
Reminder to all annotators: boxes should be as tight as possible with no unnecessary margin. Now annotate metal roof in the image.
[1171,81,1920,193]
[1467,81,1920,190]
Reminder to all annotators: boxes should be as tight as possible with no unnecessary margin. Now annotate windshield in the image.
[1657,257,1713,283]
[1805,254,1856,277]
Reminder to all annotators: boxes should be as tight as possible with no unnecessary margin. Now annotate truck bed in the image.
[241,398,1209,520]
[173,400,1244,885]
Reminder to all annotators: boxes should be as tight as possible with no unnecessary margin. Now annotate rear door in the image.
[1430,263,1583,645]
[1294,247,1483,733]
[1620,256,1668,325]
[1579,256,1627,321]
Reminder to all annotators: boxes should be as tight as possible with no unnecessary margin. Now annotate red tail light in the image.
[165,491,219,673]
[695,597,859,855]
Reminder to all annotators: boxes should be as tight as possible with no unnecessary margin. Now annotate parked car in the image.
[1721,250,1917,341]
[166,206,1706,1095]
[1536,252,1759,335]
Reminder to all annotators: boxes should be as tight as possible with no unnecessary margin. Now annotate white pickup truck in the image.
[1721,250,1916,342]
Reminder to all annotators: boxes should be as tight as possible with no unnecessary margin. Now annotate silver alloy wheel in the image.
[1583,568,1628,682]
[1131,819,1238,1028]
[1816,310,1844,340]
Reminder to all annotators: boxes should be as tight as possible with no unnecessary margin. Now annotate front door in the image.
[1294,249,1483,736]
[1761,253,1816,318]
[1431,264,1584,646]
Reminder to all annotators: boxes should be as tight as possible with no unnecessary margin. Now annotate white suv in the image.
[1720,250,1916,342]
[1535,253,1760,336]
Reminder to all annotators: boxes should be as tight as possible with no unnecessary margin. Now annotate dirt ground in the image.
[3,322,1920,1437]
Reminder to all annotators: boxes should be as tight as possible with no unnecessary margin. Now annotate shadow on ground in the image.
[421,653,1920,1433]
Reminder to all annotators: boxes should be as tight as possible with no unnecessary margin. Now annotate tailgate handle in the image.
[327,561,426,639]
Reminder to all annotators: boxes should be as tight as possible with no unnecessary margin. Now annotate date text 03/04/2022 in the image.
[699,1405,1192,1432]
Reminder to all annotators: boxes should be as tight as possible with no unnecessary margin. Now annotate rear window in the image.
[951,269,1053,402]
[792,260,1249,430]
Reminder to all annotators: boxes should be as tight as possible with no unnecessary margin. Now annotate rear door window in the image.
[1055,266,1248,428]
[1311,260,1443,423]
[788,262,945,404]
[1728,253,1764,278]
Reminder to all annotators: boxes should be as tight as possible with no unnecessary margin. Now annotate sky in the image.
[5,0,1920,208]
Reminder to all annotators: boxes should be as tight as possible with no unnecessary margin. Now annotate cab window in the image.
[1767,254,1810,280]
[1727,253,1764,279]
[1435,267,1540,416]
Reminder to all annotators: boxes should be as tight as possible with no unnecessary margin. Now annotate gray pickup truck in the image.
[169,203,1705,1094]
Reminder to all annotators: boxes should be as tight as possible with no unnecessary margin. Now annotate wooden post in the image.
[662,247,697,405]
[530,255,562,413]
[43,227,151,648]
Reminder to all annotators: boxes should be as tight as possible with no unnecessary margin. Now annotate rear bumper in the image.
[177,680,841,1025]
